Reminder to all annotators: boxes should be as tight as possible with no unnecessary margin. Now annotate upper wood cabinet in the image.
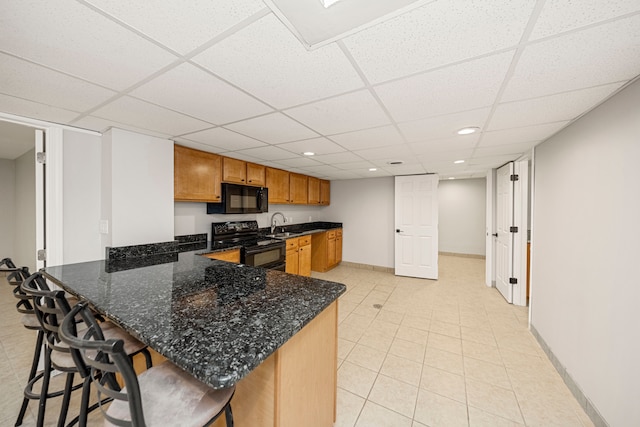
[289,173,308,205]
[308,177,320,205]
[266,167,290,204]
[246,163,266,187]
[174,145,222,202]
[320,179,330,206]
[222,157,246,184]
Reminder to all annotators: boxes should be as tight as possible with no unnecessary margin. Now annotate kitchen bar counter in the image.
[42,250,345,389]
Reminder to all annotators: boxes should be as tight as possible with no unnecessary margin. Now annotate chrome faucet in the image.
[270,212,286,234]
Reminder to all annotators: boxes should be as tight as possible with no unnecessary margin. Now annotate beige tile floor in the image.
[0,255,592,426]
[311,255,594,427]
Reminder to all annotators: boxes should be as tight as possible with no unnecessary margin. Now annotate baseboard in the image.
[340,261,394,274]
[439,251,486,259]
[530,325,609,427]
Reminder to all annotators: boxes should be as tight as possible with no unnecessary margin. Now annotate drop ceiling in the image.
[0,0,639,179]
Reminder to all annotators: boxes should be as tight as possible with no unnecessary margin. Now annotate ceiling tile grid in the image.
[1,0,639,178]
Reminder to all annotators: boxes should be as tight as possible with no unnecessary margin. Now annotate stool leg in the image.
[56,372,75,427]
[225,404,234,427]
[15,330,44,426]
[36,348,53,427]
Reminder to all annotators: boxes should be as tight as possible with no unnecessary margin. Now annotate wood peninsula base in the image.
[213,300,338,427]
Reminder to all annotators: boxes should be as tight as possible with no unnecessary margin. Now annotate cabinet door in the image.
[266,167,290,204]
[174,145,222,202]
[222,157,247,184]
[298,239,312,277]
[308,177,320,205]
[246,162,266,187]
[327,230,337,267]
[203,249,240,263]
[286,248,299,275]
[320,180,330,205]
[335,229,342,264]
[289,173,308,205]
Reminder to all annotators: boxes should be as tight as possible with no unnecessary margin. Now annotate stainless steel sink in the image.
[266,232,296,238]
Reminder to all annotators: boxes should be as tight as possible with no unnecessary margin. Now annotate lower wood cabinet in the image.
[202,248,241,264]
[286,236,311,277]
[311,228,342,273]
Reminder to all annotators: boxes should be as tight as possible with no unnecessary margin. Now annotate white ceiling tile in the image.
[0,0,177,90]
[130,63,272,124]
[0,94,81,125]
[224,113,318,143]
[381,164,427,176]
[409,136,479,155]
[375,51,515,122]
[296,164,341,175]
[226,152,263,163]
[354,144,415,161]
[72,115,173,138]
[180,127,267,151]
[474,141,537,157]
[467,154,519,168]
[417,149,475,165]
[192,14,364,108]
[276,137,346,156]
[326,171,363,180]
[330,125,405,151]
[503,15,640,101]
[271,157,322,168]
[85,0,266,54]
[233,145,298,161]
[489,83,623,130]
[285,90,390,135]
[0,54,116,112]
[334,161,378,170]
[92,96,212,136]
[530,0,640,40]
[312,152,364,164]
[480,122,569,146]
[398,108,491,142]
[344,0,534,83]
[172,138,227,153]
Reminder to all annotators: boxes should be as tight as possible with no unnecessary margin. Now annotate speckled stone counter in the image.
[42,250,345,390]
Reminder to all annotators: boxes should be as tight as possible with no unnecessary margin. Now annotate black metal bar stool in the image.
[60,302,235,427]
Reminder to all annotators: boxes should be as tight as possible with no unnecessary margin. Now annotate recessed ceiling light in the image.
[457,127,480,135]
[369,168,377,171]
[454,160,465,164]
[387,160,404,165]
[448,177,455,180]
[303,152,315,156]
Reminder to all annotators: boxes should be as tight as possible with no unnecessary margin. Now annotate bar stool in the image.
[60,302,235,427]
[20,272,153,426]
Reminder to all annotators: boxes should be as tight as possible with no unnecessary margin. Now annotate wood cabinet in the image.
[174,144,329,206]
[320,179,330,206]
[222,157,247,184]
[311,228,342,273]
[202,248,241,264]
[174,145,222,202]
[246,162,265,186]
[266,167,290,204]
[285,236,311,277]
[289,173,308,205]
[308,177,320,205]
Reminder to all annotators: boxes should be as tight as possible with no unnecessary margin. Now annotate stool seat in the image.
[20,313,40,329]
[101,322,147,356]
[105,361,235,427]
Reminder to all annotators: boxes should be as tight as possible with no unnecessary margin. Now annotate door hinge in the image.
[36,152,46,164]
[510,174,519,181]
[37,249,47,261]
[510,226,518,233]
[509,277,518,284]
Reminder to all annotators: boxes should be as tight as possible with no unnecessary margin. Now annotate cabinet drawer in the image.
[286,238,299,250]
[298,236,311,246]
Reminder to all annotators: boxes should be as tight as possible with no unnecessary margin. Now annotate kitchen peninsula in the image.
[42,248,345,427]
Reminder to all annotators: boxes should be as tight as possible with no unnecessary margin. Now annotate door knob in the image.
[396,229,403,233]
[492,233,498,237]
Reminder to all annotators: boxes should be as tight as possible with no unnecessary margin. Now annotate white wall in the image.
[62,130,102,263]
[531,79,640,427]
[324,177,395,268]
[175,202,328,240]
[438,178,486,256]
[14,149,36,272]
[102,128,174,247]
[0,159,16,261]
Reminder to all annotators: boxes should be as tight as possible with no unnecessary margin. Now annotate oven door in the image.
[243,243,286,269]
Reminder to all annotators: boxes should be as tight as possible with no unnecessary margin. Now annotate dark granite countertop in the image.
[42,250,345,389]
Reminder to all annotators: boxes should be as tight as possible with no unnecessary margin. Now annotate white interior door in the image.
[496,162,514,303]
[394,174,439,279]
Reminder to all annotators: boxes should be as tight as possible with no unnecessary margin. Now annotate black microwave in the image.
[207,183,268,214]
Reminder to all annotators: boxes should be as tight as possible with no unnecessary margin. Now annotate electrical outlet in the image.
[99,219,109,234]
